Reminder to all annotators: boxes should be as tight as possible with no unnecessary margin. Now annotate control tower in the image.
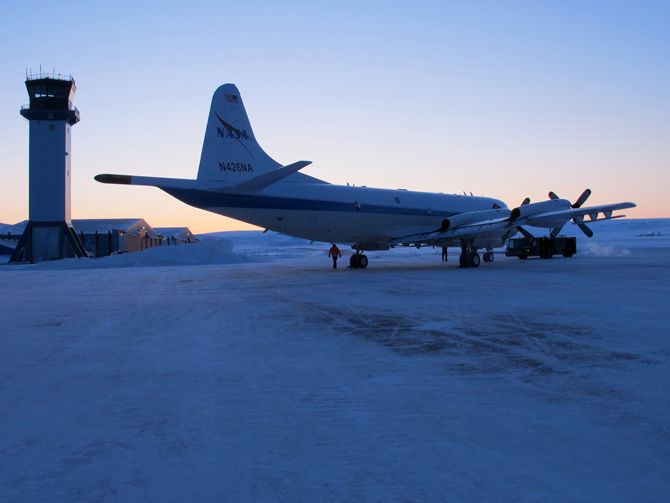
[11,72,87,262]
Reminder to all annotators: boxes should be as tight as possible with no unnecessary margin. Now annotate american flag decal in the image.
[225,93,239,104]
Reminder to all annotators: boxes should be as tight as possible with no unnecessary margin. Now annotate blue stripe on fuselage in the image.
[162,188,458,217]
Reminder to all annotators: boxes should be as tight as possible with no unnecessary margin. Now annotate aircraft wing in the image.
[390,198,635,247]
[391,215,513,247]
[518,202,636,228]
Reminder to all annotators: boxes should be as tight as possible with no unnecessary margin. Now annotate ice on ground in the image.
[0,219,669,501]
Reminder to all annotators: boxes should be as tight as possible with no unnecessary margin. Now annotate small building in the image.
[154,227,197,245]
[72,219,163,257]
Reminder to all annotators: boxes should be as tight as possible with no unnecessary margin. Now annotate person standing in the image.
[441,246,448,262]
[328,244,341,269]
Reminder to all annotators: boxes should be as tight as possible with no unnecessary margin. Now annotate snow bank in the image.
[4,237,257,270]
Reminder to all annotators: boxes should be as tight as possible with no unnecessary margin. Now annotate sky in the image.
[1,0,668,232]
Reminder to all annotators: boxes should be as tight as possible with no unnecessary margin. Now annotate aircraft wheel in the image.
[359,254,368,269]
[459,253,469,268]
[469,252,481,268]
[350,255,360,268]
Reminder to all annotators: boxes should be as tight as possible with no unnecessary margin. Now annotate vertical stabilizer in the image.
[197,84,280,183]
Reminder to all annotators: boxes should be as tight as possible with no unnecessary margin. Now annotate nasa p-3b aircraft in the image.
[96,84,636,269]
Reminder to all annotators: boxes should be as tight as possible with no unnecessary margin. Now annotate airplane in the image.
[95,84,636,269]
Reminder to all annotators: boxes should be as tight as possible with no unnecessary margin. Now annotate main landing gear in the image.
[458,242,494,268]
[459,249,480,268]
[350,250,368,269]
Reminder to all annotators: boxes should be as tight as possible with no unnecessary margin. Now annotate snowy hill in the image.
[0,218,669,501]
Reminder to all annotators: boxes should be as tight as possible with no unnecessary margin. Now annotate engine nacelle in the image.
[441,208,510,231]
[510,199,570,221]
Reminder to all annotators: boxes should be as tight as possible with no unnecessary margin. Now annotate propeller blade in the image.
[521,197,531,206]
[572,188,592,208]
[577,222,594,238]
[516,226,534,239]
[548,191,560,200]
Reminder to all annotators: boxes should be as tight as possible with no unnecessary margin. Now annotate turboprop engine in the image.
[509,199,571,223]
[509,189,595,236]
[440,208,511,232]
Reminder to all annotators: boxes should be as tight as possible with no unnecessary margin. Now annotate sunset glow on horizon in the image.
[1,1,668,233]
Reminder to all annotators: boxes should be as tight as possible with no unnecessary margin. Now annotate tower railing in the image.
[20,104,80,114]
[25,70,75,82]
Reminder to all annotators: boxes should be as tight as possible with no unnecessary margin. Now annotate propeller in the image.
[516,226,534,239]
[546,189,594,238]
[572,213,594,238]
[547,189,592,207]
[576,222,593,238]
[571,189,593,237]
[572,188,591,208]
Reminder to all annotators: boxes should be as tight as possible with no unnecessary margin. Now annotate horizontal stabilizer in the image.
[225,161,312,192]
[95,174,203,190]
[95,174,131,185]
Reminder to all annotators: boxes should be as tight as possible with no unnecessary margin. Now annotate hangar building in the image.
[1,219,196,257]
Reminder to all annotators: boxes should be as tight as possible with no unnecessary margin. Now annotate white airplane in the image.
[96,84,635,268]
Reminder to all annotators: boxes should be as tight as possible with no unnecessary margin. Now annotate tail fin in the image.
[197,84,280,183]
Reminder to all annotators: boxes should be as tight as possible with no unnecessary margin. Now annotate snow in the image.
[0,219,669,501]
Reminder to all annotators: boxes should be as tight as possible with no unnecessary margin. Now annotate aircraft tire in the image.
[359,255,368,269]
[459,253,469,268]
[469,252,481,268]
[350,255,360,268]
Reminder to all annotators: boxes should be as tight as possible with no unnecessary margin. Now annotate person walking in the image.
[328,244,341,269]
